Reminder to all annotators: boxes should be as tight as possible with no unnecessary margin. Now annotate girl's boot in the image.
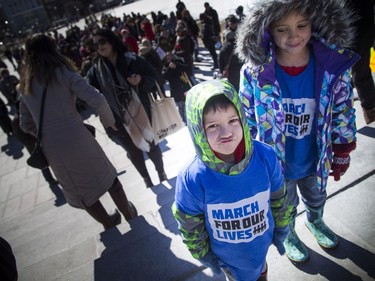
[283,219,309,263]
[305,205,338,248]
[41,167,58,185]
[158,171,168,182]
[84,200,121,230]
[143,175,154,188]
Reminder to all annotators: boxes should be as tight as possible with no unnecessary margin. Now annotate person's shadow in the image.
[291,235,375,280]
[94,216,199,281]
[357,126,375,139]
[325,234,375,279]
[150,176,180,235]
[1,135,24,159]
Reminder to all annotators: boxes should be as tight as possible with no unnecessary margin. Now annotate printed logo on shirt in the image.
[282,98,315,139]
[207,191,270,243]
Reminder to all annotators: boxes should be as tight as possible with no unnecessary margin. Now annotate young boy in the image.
[235,0,359,263]
[173,80,292,281]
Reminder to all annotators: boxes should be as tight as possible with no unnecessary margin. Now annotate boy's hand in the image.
[198,251,221,275]
[272,226,289,255]
[329,153,350,181]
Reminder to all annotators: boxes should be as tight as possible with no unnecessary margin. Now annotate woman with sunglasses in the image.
[86,28,167,188]
[18,33,137,231]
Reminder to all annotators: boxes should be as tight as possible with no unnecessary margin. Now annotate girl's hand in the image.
[127,74,141,86]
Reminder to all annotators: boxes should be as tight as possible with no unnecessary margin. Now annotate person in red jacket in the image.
[140,16,155,42]
[120,28,139,54]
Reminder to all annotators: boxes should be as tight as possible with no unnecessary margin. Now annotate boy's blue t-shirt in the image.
[276,55,317,179]
[175,141,283,281]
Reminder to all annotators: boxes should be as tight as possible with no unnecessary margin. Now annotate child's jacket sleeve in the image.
[172,203,209,259]
[331,69,356,145]
[270,183,293,227]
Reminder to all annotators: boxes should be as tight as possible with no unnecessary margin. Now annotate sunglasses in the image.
[93,38,107,49]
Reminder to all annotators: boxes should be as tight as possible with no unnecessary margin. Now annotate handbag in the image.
[27,85,49,169]
[150,82,184,143]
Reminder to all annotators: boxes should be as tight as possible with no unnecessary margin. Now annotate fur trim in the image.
[235,0,357,65]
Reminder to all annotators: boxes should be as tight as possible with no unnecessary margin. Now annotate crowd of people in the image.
[0,0,246,231]
[0,0,374,280]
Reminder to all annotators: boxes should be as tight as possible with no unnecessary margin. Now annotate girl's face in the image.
[93,35,113,58]
[270,11,311,58]
[203,104,243,162]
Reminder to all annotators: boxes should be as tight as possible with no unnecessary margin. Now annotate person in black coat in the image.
[347,0,375,124]
[86,28,167,188]
[0,97,13,136]
[199,13,219,70]
[203,2,221,36]
[139,38,165,96]
[162,52,192,123]
[219,30,244,92]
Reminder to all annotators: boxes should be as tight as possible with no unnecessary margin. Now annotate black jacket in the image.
[86,52,158,119]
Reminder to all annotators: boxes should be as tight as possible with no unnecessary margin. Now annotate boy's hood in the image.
[235,0,356,65]
[185,80,253,175]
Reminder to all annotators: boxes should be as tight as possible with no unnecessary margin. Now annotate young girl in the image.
[236,0,359,263]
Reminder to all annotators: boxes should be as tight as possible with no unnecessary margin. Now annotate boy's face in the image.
[270,11,311,58]
[203,104,243,162]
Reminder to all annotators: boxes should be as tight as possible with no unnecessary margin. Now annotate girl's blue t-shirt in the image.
[276,54,317,179]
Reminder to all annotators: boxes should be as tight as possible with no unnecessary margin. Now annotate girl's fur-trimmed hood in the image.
[235,0,356,65]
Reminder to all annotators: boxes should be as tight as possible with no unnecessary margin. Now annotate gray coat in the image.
[20,67,117,208]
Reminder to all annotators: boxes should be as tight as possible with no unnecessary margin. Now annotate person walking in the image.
[162,52,191,124]
[236,0,359,263]
[219,30,243,91]
[181,9,201,62]
[199,13,219,70]
[0,68,19,108]
[139,38,165,96]
[347,0,375,124]
[203,2,221,37]
[174,23,196,82]
[19,33,137,231]
[86,28,168,188]
[0,96,13,137]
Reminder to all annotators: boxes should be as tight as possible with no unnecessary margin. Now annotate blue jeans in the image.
[175,101,186,124]
[286,174,327,219]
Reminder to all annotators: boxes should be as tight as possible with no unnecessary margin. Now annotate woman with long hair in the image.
[19,33,137,230]
[86,28,167,188]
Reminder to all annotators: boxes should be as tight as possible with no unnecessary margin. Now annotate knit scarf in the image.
[96,57,154,152]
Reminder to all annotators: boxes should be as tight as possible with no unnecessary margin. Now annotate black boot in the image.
[84,200,121,230]
[108,178,138,221]
[143,176,154,188]
[41,167,58,185]
[158,171,168,182]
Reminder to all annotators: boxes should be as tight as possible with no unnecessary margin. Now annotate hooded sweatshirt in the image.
[235,0,360,190]
[173,80,291,281]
